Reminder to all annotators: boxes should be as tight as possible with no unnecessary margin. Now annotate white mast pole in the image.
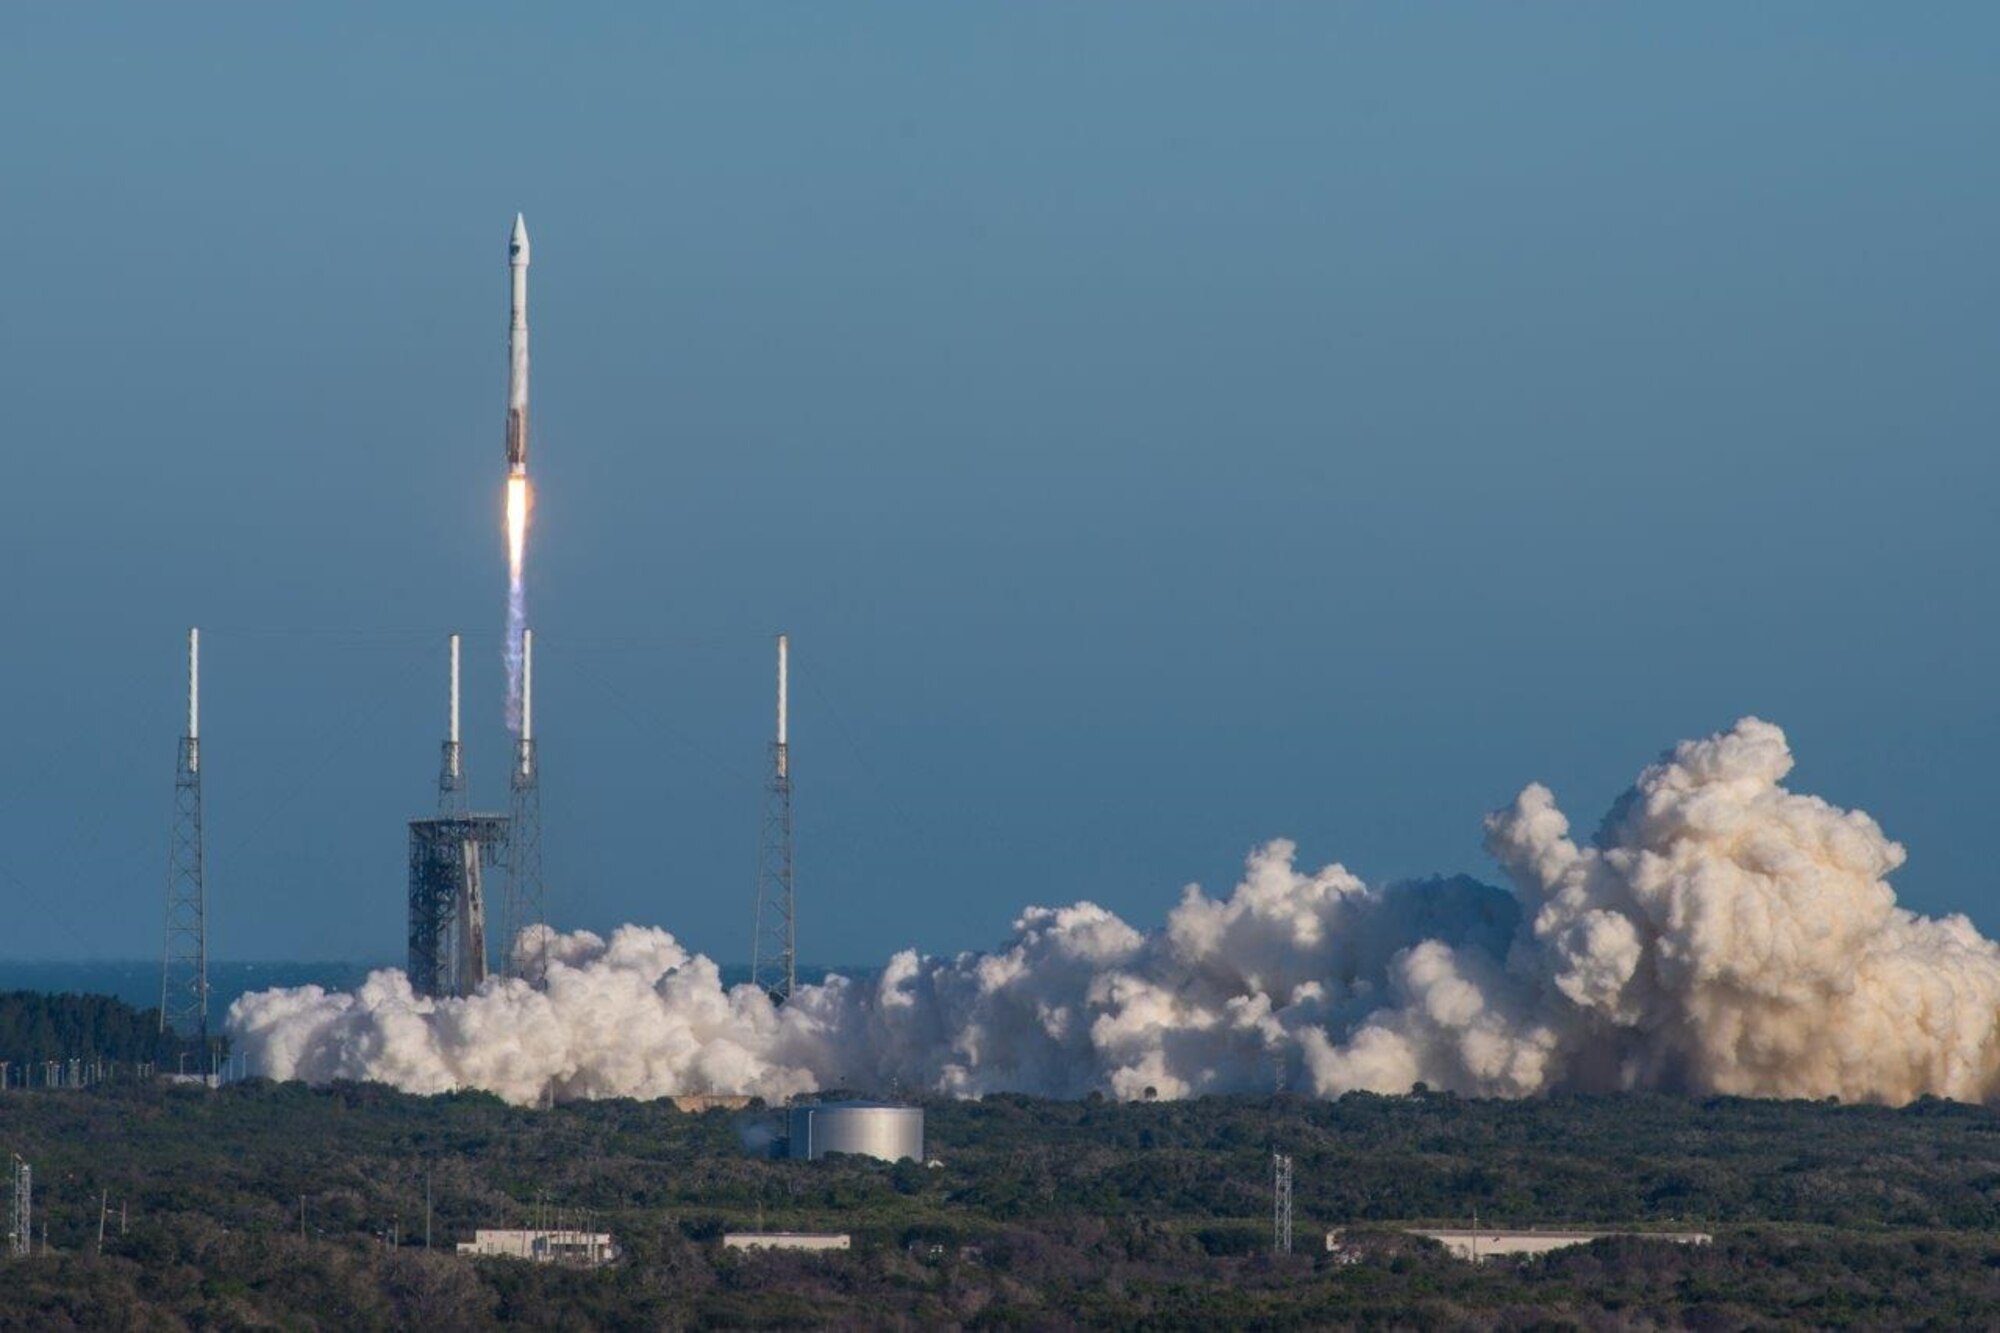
[187,628,200,771]
[520,629,534,760]
[448,633,462,779]
[776,634,788,778]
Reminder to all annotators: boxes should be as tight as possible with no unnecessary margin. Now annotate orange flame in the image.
[507,473,531,578]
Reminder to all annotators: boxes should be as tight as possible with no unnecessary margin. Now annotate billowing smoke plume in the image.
[230,719,2000,1106]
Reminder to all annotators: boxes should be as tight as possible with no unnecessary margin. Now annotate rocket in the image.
[506,213,530,475]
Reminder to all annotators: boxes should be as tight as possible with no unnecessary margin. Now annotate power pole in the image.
[7,1156,28,1259]
[751,634,796,1005]
[161,628,209,1047]
[1273,1152,1294,1256]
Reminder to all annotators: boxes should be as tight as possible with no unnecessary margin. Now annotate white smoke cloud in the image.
[229,719,2000,1107]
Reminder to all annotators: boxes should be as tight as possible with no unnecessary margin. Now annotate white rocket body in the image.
[505,214,530,474]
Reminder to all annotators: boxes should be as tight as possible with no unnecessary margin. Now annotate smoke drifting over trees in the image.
[230,719,2000,1107]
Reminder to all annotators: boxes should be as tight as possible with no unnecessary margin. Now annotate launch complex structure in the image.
[406,631,541,999]
[157,215,797,1037]
[160,629,208,1049]
[406,213,546,1000]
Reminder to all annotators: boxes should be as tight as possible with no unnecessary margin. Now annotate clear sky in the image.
[2,5,1995,964]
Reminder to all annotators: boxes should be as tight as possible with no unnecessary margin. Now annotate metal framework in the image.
[8,1156,29,1259]
[751,634,795,1005]
[503,629,546,982]
[161,629,208,1045]
[408,815,509,999]
[1273,1152,1294,1255]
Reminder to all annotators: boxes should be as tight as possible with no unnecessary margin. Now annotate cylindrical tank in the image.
[787,1100,924,1163]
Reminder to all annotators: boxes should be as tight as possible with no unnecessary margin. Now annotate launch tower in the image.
[160,629,209,1047]
[408,635,507,999]
[751,634,796,1005]
[407,816,507,998]
[503,629,546,981]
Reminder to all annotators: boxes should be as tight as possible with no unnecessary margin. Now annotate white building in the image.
[1329,1228,1711,1263]
[723,1232,851,1252]
[457,1228,618,1267]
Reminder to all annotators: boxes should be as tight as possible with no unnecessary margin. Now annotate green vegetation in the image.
[0,991,212,1074]
[4,1081,2000,1327]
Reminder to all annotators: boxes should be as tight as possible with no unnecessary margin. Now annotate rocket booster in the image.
[506,213,530,475]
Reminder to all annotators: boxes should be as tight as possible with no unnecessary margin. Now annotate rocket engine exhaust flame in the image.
[228,718,2000,1109]
[506,472,529,576]
[504,473,531,733]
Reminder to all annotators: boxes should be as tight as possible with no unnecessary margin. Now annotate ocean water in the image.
[0,961,389,1024]
[0,960,861,1024]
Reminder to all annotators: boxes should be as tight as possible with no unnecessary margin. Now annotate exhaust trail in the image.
[505,473,529,732]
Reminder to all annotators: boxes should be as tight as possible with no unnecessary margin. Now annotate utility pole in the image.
[97,1190,107,1252]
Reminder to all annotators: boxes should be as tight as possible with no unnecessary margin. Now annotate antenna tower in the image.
[8,1156,29,1259]
[1273,1151,1294,1256]
[160,628,209,1050]
[751,634,796,1005]
[504,629,546,981]
[439,633,467,814]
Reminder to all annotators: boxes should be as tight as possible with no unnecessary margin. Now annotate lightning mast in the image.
[439,634,467,814]
[504,629,546,981]
[751,634,796,1005]
[160,628,209,1054]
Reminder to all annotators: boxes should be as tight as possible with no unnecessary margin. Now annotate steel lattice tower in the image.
[160,629,209,1048]
[751,634,795,1005]
[7,1156,28,1259]
[404,632,501,1001]
[1273,1152,1294,1255]
[504,629,546,982]
[408,814,507,998]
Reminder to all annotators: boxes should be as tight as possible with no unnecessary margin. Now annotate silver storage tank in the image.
[787,1100,924,1163]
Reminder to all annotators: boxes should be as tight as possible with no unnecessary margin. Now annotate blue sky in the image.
[2,5,1995,963]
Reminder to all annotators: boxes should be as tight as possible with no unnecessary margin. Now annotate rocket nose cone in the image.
[510,213,531,264]
[513,213,528,241]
